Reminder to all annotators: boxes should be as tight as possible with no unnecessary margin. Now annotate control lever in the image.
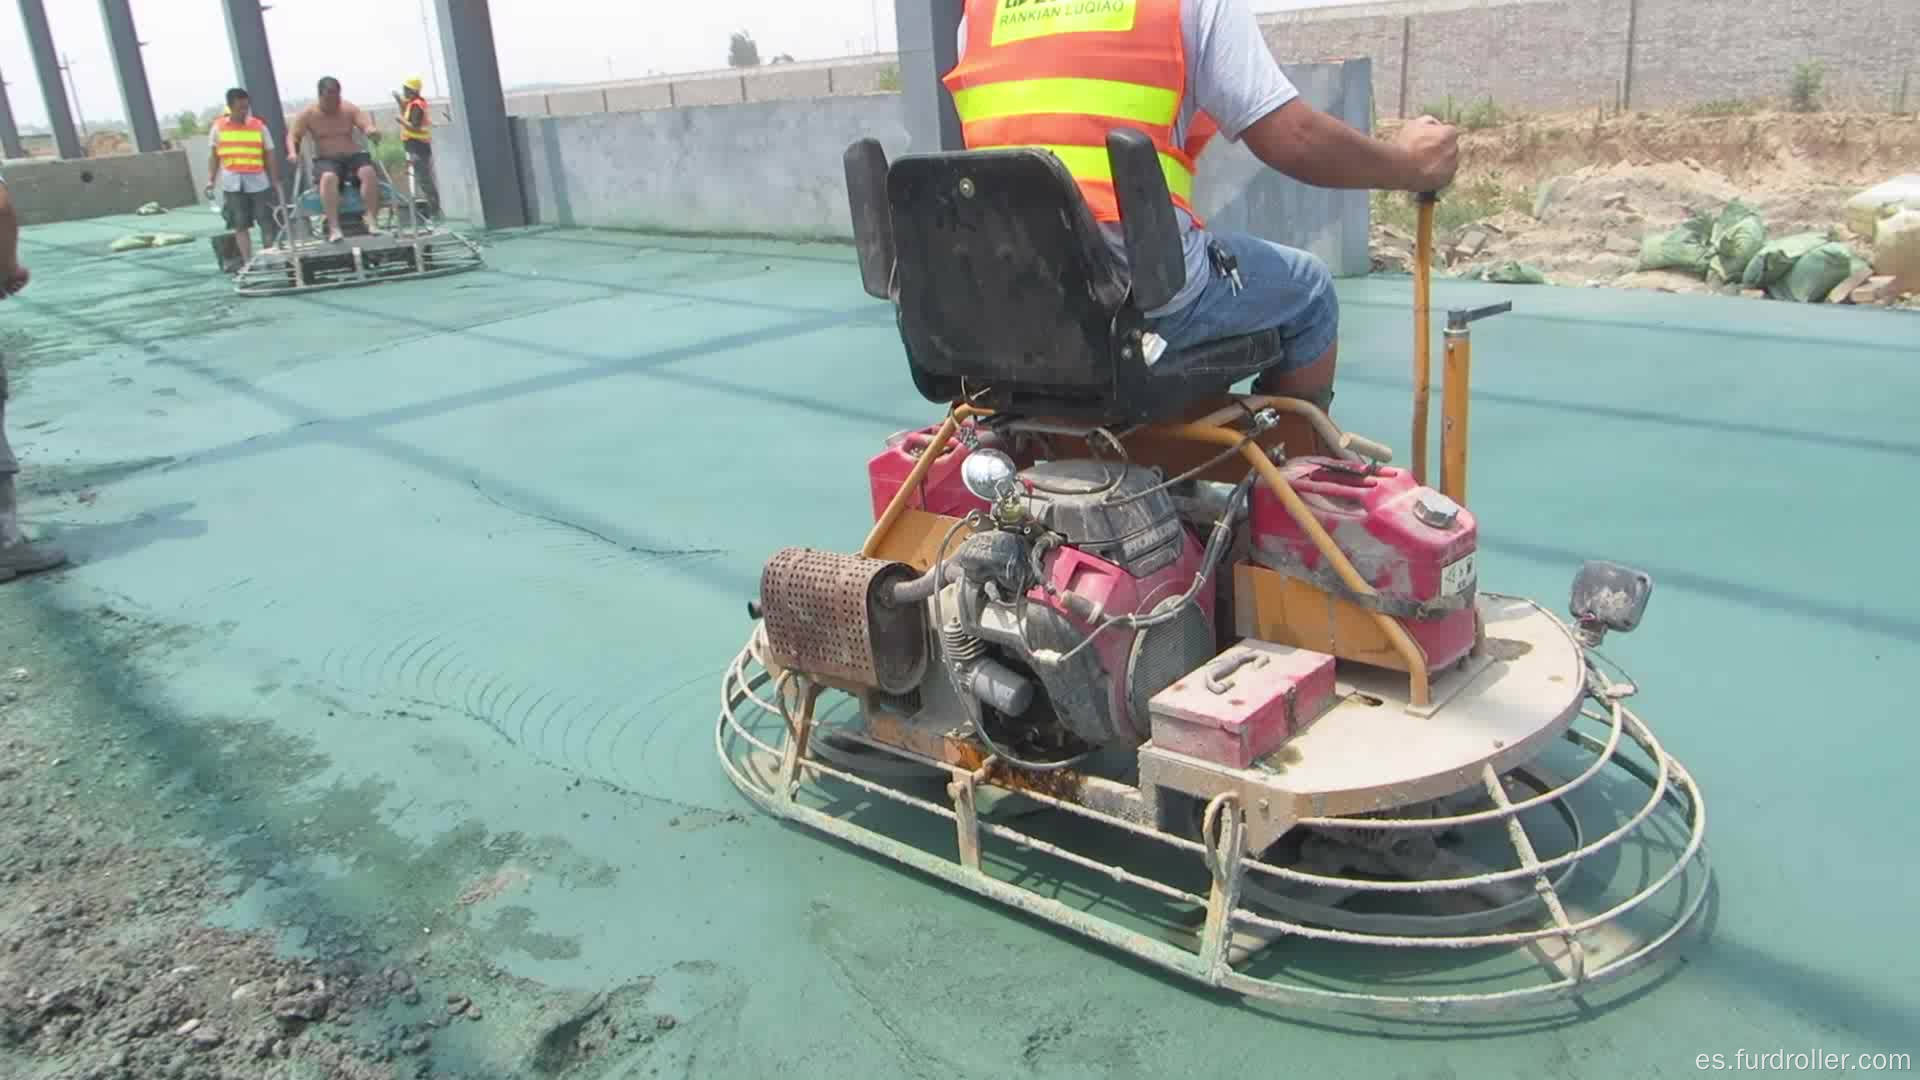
[1439,300,1512,504]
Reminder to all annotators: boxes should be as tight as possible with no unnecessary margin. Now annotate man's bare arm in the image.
[206,141,222,193]
[1240,98,1457,192]
[285,107,307,159]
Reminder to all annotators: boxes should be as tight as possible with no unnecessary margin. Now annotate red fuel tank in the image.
[1249,458,1479,667]
[867,425,994,523]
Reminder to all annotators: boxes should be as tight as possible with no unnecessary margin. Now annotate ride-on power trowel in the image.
[717,129,1709,1017]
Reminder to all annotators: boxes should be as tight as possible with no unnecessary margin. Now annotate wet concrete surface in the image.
[1,208,1915,1077]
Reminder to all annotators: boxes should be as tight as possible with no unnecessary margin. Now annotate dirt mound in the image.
[1383,108,1920,189]
[1369,108,1920,306]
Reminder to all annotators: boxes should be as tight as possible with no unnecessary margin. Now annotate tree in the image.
[728,31,761,68]
[174,110,203,137]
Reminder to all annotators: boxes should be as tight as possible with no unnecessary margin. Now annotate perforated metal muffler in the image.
[757,548,929,694]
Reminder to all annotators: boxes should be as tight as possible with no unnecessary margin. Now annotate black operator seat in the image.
[842,128,1291,426]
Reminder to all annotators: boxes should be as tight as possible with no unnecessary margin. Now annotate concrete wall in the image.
[503,95,912,241]
[1260,0,1919,116]
[435,60,1374,276]
[381,55,897,128]
[0,149,197,225]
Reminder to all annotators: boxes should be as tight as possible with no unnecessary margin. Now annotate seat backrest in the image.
[844,131,1187,421]
[893,147,1126,400]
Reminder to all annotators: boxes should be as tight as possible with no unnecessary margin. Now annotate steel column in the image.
[0,71,24,159]
[220,0,288,161]
[99,0,162,153]
[895,0,965,153]
[15,0,82,159]
[432,0,525,229]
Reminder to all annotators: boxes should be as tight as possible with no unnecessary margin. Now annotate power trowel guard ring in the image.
[717,591,1710,1017]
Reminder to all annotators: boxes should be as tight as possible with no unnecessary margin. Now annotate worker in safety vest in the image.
[0,167,67,583]
[204,87,285,267]
[392,76,441,220]
[942,0,1458,412]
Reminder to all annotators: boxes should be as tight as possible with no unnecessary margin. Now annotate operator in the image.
[204,87,285,268]
[392,76,441,220]
[287,76,383,242]
[943,0,1459,412]
[0,168,68,584]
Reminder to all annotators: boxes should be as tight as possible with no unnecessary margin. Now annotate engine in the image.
[927,459,1225,766]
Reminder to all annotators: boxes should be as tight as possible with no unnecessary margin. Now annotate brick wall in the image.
[1259,0,1918,117]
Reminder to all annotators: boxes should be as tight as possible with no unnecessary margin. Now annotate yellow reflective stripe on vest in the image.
[951,77,1178,127]
[991,0,1137,46]
[1026,143,1193,202]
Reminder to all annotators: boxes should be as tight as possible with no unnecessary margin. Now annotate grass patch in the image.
[1789,61,1825,112]
[1418,95,1511,131]
[1687,98,1760,117]
[1372,176,1528,235]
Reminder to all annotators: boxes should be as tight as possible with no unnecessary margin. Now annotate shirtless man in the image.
[286,76,382,242]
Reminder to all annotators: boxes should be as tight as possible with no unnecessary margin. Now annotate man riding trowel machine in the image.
[717,132,1710,1016]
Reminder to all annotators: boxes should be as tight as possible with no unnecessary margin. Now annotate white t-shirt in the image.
[955,0,1299,314]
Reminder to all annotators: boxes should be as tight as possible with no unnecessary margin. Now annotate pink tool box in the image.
[1148,640,1337,769]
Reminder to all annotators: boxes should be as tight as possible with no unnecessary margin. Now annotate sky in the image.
[0,0,1367,132]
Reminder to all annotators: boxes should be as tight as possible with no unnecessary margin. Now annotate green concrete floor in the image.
[3,208,1916,1077]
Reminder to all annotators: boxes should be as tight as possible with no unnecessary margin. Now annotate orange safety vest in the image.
[942,0,1203,223]
[212,114,268,174]
[401,98,431,142]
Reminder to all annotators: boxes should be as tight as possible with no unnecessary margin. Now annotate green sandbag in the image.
[1638,211,1713,275]
[110,234,154,252]
[1775,243,1861,302]
[1706,200,1767,285]
[1741,232,1828,288]
[1477,260,1549,284]
[147,232,193,247]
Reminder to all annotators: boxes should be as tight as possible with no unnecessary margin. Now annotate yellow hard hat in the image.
[403,76,423,91]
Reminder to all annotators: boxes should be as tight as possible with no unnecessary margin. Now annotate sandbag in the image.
[1706,200,1766,285]
[147,233,193,247]
[1638,211,1713,275]
[1873,209,1920,290]
[1774,243,1860,303]
[110,234,154,252]
[1476,261,1548,284]
[1843,175,1920,239]
[1740,232,1828,289]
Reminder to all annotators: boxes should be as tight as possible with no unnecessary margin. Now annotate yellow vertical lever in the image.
[1411,192,1437,486]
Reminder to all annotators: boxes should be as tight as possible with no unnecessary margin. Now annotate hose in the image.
[887,560,951,607]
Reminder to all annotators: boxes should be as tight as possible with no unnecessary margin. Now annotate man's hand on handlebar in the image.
[1393,115,1460,193]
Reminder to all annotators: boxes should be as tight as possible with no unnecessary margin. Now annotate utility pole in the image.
[59,52,89,140]
[415,0,443,96]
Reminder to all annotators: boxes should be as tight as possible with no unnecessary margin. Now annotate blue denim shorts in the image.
[1147,230,1339,374]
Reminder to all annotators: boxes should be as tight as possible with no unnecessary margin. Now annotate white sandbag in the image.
[1844,175,1920,240]
[1872,209,1920,291]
